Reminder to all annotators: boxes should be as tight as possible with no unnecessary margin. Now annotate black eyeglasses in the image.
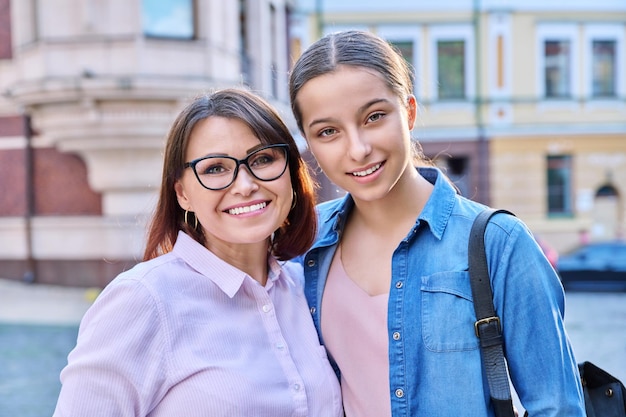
[184,144,290,190]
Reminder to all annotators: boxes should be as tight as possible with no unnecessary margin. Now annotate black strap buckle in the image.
[474,316,501,337]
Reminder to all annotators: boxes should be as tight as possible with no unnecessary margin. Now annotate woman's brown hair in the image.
[143,88,317,261]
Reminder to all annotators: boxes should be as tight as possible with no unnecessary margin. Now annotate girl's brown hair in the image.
[143,88,317,261]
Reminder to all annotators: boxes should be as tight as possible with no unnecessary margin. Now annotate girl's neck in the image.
[350,166,433,235]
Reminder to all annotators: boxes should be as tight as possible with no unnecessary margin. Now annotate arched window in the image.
[596,184,618,198]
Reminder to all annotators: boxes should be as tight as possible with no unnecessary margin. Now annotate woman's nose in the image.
[229,166,259,195]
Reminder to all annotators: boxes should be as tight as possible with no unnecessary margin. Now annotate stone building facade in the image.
[0,0,300,286]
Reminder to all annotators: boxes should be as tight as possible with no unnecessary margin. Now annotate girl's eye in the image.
[367,112,385,123]
[319,128,337,137]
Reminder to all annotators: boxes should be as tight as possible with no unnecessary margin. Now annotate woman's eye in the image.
[249,154,274,167]
[200,163,228,175]
[206,166,225,174]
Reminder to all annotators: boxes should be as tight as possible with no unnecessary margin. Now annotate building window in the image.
[0,0,12,59]
[585,24,623,101]
[435,156,470,197]
[377,26,421,98]
[547,155,572,215]
[142,0,195,40]
[536,24,579,101]
[429,25,475,103]
[437,40,466,100]
[390,40,414,67]
[544,40,571,98]
[592,40,616,97]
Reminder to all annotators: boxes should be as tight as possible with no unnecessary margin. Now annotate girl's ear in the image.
[406,95,417,130]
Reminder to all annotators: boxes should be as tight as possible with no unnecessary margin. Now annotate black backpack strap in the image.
[469,208,516,417]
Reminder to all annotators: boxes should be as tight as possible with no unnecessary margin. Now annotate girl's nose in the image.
[346,129,372,161]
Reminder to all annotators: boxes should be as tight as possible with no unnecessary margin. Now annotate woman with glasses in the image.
[53,88,343,417]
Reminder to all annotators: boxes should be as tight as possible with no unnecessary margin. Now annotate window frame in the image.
[377,25,422,100]
[428,24,475,105]
[536,24,580,104]
[546,154,574,217]
[584,24,624,103]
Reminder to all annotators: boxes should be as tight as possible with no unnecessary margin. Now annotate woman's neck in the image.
[206,239,270,286]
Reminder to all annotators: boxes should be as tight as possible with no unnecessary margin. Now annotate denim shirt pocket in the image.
[420,270,480,352]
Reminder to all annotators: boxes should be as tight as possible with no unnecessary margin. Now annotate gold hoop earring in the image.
[185,210,199,229]
[291,191,297,210]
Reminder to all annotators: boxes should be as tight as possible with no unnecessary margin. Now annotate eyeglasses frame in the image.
[183,143,290,191]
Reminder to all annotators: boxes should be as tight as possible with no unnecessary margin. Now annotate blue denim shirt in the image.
[302,167,585,416]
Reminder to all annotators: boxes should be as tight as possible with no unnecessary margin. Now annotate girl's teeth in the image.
[353,163,381,177]
[228,202,267,215]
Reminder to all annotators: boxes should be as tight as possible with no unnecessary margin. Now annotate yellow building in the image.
[291,0,626,253]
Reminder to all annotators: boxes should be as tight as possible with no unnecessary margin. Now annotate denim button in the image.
[307,259,316,267]
[396,281,403,289]
[393,332,401,340]
[310,306,316,314]
[395,388,404,398]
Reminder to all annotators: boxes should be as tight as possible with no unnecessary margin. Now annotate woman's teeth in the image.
[352,163,382,177]
[228,202,267,215]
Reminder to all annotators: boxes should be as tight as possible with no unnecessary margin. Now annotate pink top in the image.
[321,246,391,417]
[53,231,342,417]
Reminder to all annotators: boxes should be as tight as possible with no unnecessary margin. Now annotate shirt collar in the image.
[172,231,289,298]
[415,167,457,240]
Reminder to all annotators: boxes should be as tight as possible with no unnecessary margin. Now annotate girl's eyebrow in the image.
[358,98,390,114]
[307,98,391,129]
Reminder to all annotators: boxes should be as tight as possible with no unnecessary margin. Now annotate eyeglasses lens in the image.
[193,145,288,190]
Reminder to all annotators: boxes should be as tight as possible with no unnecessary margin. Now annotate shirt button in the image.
[294,383,301,391]
[392,332,401,340]
[395,388,404,398]
[307,259,316,267]
[276,343,285,350]
[310,306,316,314]
[396,281,403,289]
[262,304,272,313]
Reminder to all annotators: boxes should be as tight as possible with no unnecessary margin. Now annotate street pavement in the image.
[0,278,95,326]
[0,278,624,412]
[565,291,626,383]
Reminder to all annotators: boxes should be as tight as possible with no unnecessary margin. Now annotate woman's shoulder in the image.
[103,251,184,298]
[280,260,305,288]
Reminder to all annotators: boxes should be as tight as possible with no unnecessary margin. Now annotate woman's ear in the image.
[406,95,417,130]
[175,180,190,211]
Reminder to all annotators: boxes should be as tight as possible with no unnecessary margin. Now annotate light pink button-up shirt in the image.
[53,232,342,417]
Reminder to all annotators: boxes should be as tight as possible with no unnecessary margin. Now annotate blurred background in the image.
[0,1,624,415]
[0,0,625,288]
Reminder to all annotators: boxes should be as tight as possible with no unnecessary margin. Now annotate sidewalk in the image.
[0,278,96,325]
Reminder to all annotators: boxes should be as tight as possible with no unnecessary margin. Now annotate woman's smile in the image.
[224,200,270,216]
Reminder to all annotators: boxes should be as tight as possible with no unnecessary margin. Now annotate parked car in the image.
[556,240,626,291]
